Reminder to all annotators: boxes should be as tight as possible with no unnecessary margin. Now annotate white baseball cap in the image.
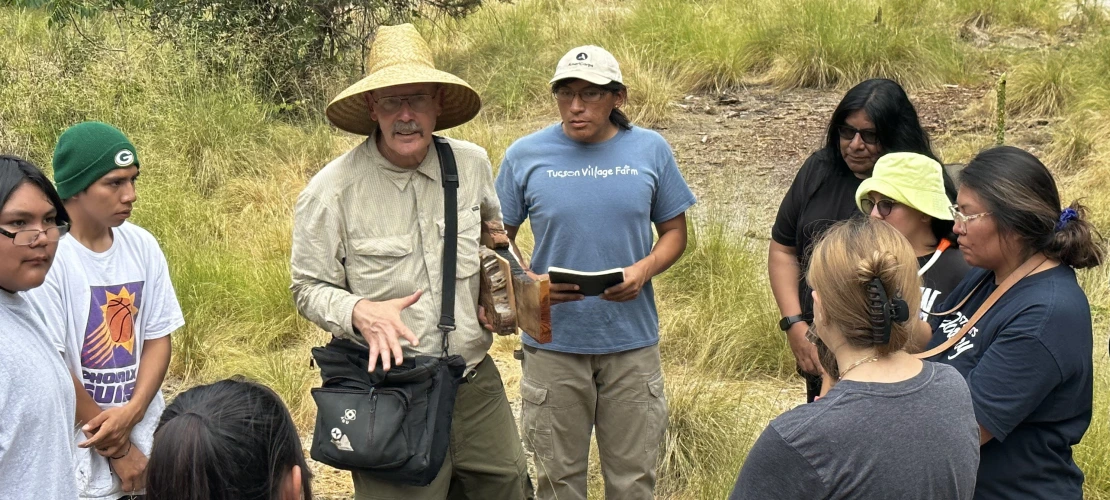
[549,45,623,85]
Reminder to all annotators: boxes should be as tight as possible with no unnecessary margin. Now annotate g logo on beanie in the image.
[114,150,135,167]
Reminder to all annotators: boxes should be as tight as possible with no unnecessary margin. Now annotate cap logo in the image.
[576,52,588,61]
[114,150,134,167]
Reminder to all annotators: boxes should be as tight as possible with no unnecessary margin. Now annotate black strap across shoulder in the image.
[433,136,458,357]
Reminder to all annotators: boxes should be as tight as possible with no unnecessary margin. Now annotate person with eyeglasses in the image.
[770,78,941,403]
[292,24,532,499]
[24,122,184,500]
[856,152,967,326]
[922,146,1103,500]
[0,155,79,499]
[495,45,695,499]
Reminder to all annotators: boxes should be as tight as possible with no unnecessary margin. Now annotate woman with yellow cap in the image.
[856,152,969,322]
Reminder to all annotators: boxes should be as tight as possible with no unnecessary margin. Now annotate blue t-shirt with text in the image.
[926,265,1092,500]
[496,124,696,354]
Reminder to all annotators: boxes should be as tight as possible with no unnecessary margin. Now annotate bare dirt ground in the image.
[659,84,989,235]
[307,83,997,498]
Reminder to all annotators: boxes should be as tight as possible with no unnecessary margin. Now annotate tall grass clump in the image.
[655,370,784,499]
[657,222,793,378]
[764,0,968,89]
[621,0,775,90]
[424,0,620,120]
[1007,50,1077,117]
[1073,296,1110,499]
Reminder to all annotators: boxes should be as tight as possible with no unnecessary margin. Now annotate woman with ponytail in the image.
[923,146,1103,499]
[731,218,980,499]
[146,378,312,500]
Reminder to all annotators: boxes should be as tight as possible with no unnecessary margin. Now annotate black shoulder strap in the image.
[434,136,458,357]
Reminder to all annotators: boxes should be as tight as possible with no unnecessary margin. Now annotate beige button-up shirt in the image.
[291,132,500,370]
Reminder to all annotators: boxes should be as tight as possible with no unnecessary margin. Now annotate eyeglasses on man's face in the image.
[0,223,70,246]
[553,87,610,103]
[949,205,991,225]
[837,125,879,145]
[374,94,435,114]
[861,198,899,218]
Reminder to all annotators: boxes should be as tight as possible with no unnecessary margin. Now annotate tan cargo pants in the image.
[520,344,668,500]
[353,355,534,499]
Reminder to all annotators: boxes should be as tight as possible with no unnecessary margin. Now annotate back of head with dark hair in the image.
[551,79,633,131]
[0,155,70,225]
[824,79,939,173]
[147,378,313,500]
[959,146,1104,269]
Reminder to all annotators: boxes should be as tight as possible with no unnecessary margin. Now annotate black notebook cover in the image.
[547,266,626,296]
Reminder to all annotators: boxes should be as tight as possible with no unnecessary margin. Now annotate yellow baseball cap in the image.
[856,152,953,221]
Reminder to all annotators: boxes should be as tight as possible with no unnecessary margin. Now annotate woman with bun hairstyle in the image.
[925,145,1103,499]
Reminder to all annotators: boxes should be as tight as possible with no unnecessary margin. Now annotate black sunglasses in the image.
[861,198,898,217]
[837,125,879,145]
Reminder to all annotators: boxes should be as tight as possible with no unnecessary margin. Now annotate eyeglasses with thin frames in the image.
[861,198,899,217]
[374,94,435,114]
[0,223,70,246]
[553,87,610,104]
[837,125,879,145]
[949,205,991,225]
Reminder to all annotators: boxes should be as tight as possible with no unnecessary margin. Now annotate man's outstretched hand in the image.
[352,290,423,371]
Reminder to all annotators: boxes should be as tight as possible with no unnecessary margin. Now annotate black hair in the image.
[824,79,939,173]
[960,146,1104,269]
[147,378,313,500]
[551,79,633,130]
[0,155,70,225]
[931,164,959,244]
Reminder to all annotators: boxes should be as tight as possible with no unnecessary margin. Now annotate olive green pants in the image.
[520,344,668,500]
[353,355,533,500]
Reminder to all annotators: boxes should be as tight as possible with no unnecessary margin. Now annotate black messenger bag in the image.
[309,136,467,486]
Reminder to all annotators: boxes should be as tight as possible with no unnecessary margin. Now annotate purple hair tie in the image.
[1055,207,1079,232]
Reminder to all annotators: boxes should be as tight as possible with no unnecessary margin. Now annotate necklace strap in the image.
[838,354,880,381]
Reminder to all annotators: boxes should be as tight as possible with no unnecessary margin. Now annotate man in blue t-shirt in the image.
[495,45,696,499]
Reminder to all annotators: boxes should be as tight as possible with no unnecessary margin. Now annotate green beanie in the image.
[52,121,140,199]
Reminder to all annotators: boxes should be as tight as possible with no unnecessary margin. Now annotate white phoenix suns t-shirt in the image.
[28,221,185,500]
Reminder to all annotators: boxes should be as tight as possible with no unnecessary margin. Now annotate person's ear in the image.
[614,89,627,109]
[280,465,303,500]
[365,93,379,123]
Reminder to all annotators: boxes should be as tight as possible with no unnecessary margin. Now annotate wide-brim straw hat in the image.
[856,152,953,221]
[326,24,481,135]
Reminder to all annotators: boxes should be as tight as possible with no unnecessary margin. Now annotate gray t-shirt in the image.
[0,290,78,499]
[731,361,979,500]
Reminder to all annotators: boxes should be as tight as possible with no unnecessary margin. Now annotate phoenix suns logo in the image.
[81,282,144,405]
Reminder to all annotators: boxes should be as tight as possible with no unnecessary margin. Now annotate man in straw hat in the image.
[495,45,696,499]
[290,24,532,498]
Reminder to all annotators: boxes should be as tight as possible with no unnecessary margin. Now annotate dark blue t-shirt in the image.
[496,124,696,354]
[926,265,1093,499]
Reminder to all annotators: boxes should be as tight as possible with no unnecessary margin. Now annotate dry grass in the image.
[7,1,1110,498]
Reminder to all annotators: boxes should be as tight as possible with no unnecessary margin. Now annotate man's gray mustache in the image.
[393,121,423,135]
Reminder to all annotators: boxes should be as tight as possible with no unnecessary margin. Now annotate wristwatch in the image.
[779,315,806,332]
